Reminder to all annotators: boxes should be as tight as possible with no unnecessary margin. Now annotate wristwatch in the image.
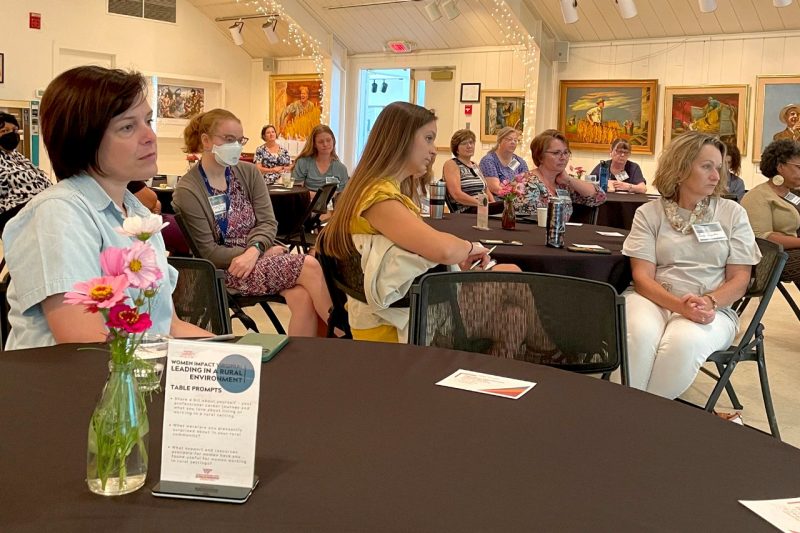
[251,241,266,256]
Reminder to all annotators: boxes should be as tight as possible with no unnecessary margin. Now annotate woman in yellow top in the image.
[320,102,515,342]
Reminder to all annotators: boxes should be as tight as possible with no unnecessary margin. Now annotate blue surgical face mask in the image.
[211,141,243,167]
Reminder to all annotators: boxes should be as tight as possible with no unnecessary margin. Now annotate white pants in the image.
[624,290,737,399]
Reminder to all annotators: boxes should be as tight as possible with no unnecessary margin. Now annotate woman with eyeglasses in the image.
[173,109,333,336]
[478,127,528,195]
[443,129,495,212]
[517,129,605,219]
[590,138,647,193]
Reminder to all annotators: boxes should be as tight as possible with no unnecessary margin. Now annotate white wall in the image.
[0,0,253,177]
[555,31,800,191]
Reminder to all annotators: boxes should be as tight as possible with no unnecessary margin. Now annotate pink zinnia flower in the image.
[123,241,163,288]
[106,304,152,333]
[64,275,129,312]
[99,246,128,277]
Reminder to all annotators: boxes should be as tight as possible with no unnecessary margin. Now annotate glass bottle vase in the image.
[87,361,149,496]
[501,201,516,230]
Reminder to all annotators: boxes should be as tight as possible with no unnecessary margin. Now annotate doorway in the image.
[355,68,411,159]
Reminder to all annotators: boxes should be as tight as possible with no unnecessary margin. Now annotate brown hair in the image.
[261,124,277,140]
[530,129,569,166]
[450,129,476,157]
[40,66,146,180]
[725,142,742,175]
[611,138,631,152]
[320,102,437,259]
[491,127,519,153]
[652,131,728,200]
[183,108,240,154]
[296,124,339,161]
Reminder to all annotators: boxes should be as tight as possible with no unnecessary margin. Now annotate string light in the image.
[238,0,328,124]
[490,0,539,163]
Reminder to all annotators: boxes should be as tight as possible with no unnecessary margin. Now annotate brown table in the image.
[428,213,632,293]
[2,338,799,531]
[573,192,658,230]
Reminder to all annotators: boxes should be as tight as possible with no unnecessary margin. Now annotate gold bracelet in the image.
[703,293,718,310]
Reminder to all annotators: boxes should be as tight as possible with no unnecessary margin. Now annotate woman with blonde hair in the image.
[173,108,332,336]
[622,131,760,399]
[478,126,528,195]
[320,102,508,343]
[291,124,349,193]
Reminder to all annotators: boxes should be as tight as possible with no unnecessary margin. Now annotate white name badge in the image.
[161,340,263,489]
[784,191,800,206]
[508,159,520,172]
[615,171,630,182]
[692,222,728,242]
[208,194,227,219]
[556,188,571,200]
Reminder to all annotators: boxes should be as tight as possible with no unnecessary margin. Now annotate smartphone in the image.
[567,246,611,255]
[151,476,259,504]
[470,245,496,270]
[479,239,523,246]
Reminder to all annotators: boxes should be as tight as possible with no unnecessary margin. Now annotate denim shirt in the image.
[3,174,177,350]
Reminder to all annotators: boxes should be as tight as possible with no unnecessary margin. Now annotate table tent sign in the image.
[153,340,262,503]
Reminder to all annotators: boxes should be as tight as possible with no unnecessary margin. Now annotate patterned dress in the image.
[253,144,291,185]
[213,176,304,296]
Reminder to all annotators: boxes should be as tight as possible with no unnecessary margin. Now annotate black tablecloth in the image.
[1,338,798,531]
[573,192,657,230]
[428,213,632,292]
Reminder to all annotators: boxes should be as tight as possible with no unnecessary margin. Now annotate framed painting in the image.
[663,85,749,155]
[753,75,800,162]
[145,74,223,138]
[0,53,4,83]
[480,90,525,143]
[156,84,205,120]
[558,79,658,154]
[270,74,323,140]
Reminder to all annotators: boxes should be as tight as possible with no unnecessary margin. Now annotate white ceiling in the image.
[187,0,800,57]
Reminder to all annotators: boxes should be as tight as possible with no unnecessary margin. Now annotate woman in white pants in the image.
[622,132,761,399]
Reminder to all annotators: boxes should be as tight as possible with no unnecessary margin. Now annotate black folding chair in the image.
[697,238,788,439]
[280,183,337,253]
[570,204,600,225]
[172,213,288,334]
[168,257,232,335]
[409,271,629,384]
[315,232,354,339]
[0,271,10,350]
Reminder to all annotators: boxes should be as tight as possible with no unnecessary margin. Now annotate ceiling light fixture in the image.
[371,81,378,93]
[773,0,792,7]
[615,0,637,19]
[698,0,717,13]
[440,0,460,20]
[228,19,244,46]
[424,1,442,21]
[262,16,279,44]
[560,0,578,24]
[381,81,388,93]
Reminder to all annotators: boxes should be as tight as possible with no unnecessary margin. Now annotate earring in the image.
[772,175,785,186]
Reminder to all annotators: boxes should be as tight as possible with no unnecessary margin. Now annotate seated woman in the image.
[478,127,528,195]
[518,129,605,219]
[622,131,760,399]
[127,181,161,214]
[443,129,494,213]
[0,112,51,232]
[173,109,332,337]
[724,142,745,201]
[590,138,647,193]
[741,139,800,290]
[253,124,291,185]
[2,66,210,349]
[291,125,349,193]
[319,102,519,343]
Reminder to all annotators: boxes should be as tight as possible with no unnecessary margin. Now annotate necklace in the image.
[662,197,710,234]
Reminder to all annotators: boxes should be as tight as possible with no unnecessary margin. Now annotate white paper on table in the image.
[596,231,626,237]
[436,369,536,400]
[739,497,800,532]
[571,244,605,250]
[161,340,262,488]
[565,222,583,226]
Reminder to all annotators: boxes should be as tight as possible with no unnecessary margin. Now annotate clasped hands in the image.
[680,293,716,325]
[228,244,289,278]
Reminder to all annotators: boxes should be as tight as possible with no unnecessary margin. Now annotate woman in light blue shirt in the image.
[2,66,209,349]
[291,125,349,192]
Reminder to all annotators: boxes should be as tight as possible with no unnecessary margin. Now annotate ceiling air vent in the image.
[108,0,176,23]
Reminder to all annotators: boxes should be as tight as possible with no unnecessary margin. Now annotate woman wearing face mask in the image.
[0,112,51,232]
[173,109,333,337]
[291,125,349,193]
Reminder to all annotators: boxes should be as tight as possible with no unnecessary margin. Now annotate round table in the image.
[1,338,798,531]
[573,192,657,230]
[428,213,632,293]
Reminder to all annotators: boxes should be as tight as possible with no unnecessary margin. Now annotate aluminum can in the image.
[546,197,567,248]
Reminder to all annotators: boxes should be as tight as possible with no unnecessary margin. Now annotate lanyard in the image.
[198,164,232,242]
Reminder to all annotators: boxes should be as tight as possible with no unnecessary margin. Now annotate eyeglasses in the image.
[613,148,631,155]
[458,140,475,146]
[213,134,249,146]
[785,162,800,170]
[544,150,571,158]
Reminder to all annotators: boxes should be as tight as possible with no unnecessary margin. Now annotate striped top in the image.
[449,158,487,213]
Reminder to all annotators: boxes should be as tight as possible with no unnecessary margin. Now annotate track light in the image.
[774,0,792,6]
[698,0,717,13]
[262,16,279,44]
[228,20,244,46]
[371,81,378,93]
[381,81,388,93]
[424,0,441,21]
[440,0,460,20]
[615,0,637,19]
[560,0,578,24]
